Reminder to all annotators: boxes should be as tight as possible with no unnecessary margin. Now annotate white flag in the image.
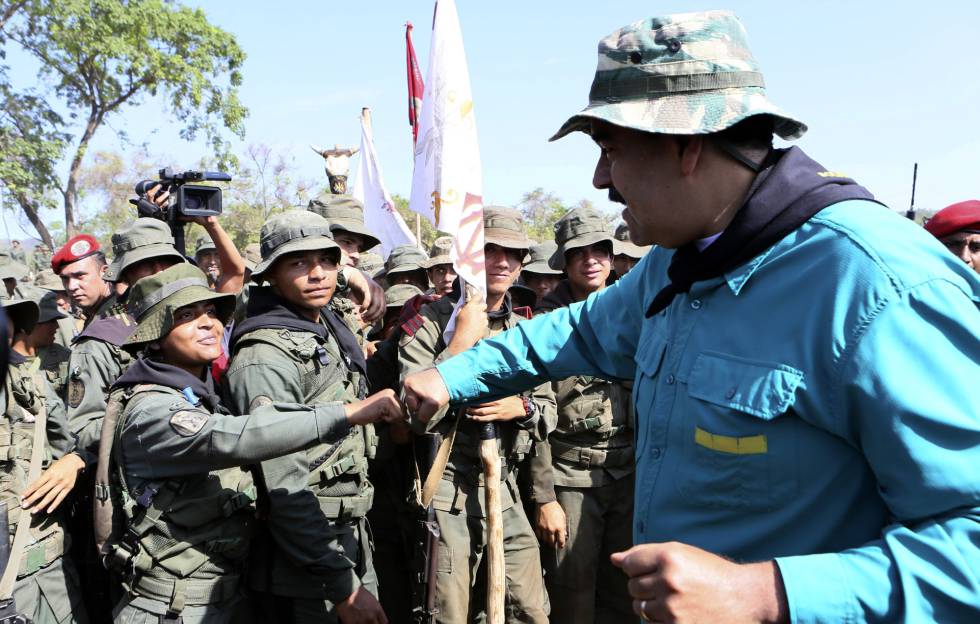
[408,0,485,296]
[352,109,416,258]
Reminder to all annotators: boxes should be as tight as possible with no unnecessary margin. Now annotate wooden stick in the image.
[479,422,505,624]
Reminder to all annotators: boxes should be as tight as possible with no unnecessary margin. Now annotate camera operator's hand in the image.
[145,183,171,210]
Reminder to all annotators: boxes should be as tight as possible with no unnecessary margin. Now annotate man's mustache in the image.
[608,186,626,205]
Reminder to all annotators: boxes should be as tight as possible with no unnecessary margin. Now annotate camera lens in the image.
[185,196,201,211]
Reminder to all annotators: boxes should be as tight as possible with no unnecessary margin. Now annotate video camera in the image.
[131,167,232,255]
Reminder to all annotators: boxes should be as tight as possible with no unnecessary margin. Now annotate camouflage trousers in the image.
[13,557,88,624]
[434,480,548,624]
[541,474,634,624]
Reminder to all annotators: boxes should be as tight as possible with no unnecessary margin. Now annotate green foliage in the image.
[391,193,445,250]
[516,187,612,244]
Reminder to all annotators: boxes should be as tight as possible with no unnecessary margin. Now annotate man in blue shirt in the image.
[403,10,980,623]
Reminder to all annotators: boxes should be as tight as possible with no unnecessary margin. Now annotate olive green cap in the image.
[549,208,614,270]
[381,244,429,277]
[307,194,381,251]
[522,242,563,276]
[385,283,423,309]
[105,218,186,282]
[424,236,453,269]
[483,206,532,253]
[34,268,66,292]
[35,290,68,323]
[613,222,651,259]
[195,233,216,255]
[124,264,235,348]
[252,210,340,279]
[242,242,261,273]
[2,297,39,334]
[357,251,384,277]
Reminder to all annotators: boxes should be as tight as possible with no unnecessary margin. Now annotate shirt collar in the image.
[723,241,781,296]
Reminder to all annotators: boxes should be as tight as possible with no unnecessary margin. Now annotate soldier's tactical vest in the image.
[233,326,377,520]
[0,364,66,579]
[551,376,635,469]
[104,385,256,614]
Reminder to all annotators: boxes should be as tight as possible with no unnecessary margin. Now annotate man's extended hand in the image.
[334,585,388,624]
[345,390,405,426]
[402,368,450,424]
[345,267,385,324]
[21,452,86,514]
[536,501,568,549]
[610,542,788,623]
[466,396,525,422]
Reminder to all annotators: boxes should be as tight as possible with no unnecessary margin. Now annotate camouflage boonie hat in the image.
[483,207,532,254]
[242,243,261,273]
[307,194,382,251]
[105,219,186,282]
[195,234,216,255]
[2,298,39,334]
[380,244,428,278]
[550,10,806,142]
[613,222,651,259]
[522,242,562,276]
[35,269,65,291]
[124,264,235,348]
[357,251,384,277]
[550,208,614,270]
[252,210,340,279]
[424,236,453,269]
[385,283,423,309]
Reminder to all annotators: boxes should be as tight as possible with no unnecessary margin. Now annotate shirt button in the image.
[690,299,702,310]
[651,447,662,459]
[725,387,736,400]
[666,374,675,385]
[638,520,646,534]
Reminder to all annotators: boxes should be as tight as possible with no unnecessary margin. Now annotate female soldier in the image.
[103,264,401,623]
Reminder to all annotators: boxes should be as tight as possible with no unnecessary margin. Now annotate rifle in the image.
[412,433,442,624]
[0,502,31,624]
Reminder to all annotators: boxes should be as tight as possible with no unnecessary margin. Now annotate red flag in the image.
[406,22,425,146]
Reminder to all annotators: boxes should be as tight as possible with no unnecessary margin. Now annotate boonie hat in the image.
[522,242,562,276]
[483,207,532,254]
[35,269,66,292]
[357,251,384,277]
[613,222,650,259]
[380,244,429,279]
[252,210,340,279]
[36,290,68,324]
[308,194,382,251]
[105,219,186,282]
[550,10,806,142]
[924,200,980,239]
[385,283,424,309]
[2,297,39,334]
[242,243,261,273]
[124,264,235,348]
[425,236,453,269]
[195,234,216,255]
[550,208,614,270]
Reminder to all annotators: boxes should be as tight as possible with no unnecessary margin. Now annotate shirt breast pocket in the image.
[632,329,667,456]
[674,352,803,511]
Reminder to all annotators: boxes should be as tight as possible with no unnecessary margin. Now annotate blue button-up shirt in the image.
[437,200,980,622]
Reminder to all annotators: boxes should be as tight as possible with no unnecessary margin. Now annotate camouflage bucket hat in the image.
[382,244,429,277]
[308,194,382,251]
[36,290,68,324]
[550,208,614,270]
[385,283,423,309]
[483,206,532,254]
[550,10,806,142]
[252,210,340,279]
[613,222,651,259]
[357,251,384,277]
[124,264,235,348]
[195,234,216,255]
[522,242,562,276]
[106,218,186,282]
[35,269,65,292]
[424,236,453,269]
[2,298,39,334]
[242,243,261,273]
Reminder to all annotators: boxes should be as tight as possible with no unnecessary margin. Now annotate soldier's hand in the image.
[344,267,386,324]
[536,501,568,549]
[345,390,405,425]
[21,452,86,514]
[466,396,526,422]
[402,368,450,424]
[447,295,487,355]
[334,585,388,624]
[610,542,788,624]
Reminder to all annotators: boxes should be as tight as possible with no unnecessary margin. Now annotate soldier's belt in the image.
[131,573,240,610]
[550,439,634,468]
[316,492,373,520]
[17,530,65,578]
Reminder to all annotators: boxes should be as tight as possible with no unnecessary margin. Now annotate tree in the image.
[0,0,248,243]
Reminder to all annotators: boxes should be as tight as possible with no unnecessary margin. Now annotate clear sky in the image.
[12,0,980,236]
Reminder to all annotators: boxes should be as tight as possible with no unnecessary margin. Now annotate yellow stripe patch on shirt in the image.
[695,427,768,455]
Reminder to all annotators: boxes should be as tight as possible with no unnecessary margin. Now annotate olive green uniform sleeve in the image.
[41,373,73,459]
[119,392,350,480]
[224,341,362,603]
[66,339,125,464]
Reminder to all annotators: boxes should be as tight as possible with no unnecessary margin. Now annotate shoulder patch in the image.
[67,378,85,409]
[170,409,210,437]
[400,312,426,339]
[249,395,273,411]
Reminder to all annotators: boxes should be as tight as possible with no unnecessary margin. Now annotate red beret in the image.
[51,234,101,273]
[924,200,980,239]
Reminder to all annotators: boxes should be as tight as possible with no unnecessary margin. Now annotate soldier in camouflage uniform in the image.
[10,289,72,400]
[520,242,562,307]
[308,194,381,269]
[30,244,53,279]
[193,233,220,287]
[103,264,401,624]
[9,239,27,264]
[224,210,388,624]
[1,297,88,624]
[0,253,30,298]
[424,236,457,298]
[398,207,554,624]
[35,269,79,349]
[531,209,634,624]
[611,222,649,280]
